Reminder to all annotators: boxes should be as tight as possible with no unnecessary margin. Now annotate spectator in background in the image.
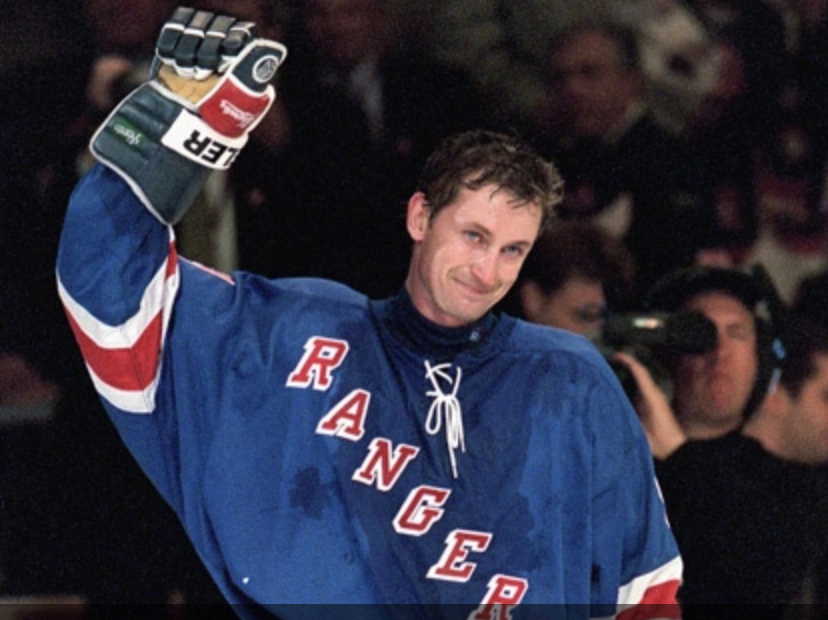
[421,0,723,138]
[506,220,636,339]
[421,0,613,134]
[535,21,721,301]
[617,308,828,618]
[231,0,487,297]
[627,265,783,442]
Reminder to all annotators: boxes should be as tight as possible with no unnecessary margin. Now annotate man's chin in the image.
[702,399,743,429]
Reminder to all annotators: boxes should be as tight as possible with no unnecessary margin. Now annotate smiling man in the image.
[406,185,541,327]
[56,6,682,618]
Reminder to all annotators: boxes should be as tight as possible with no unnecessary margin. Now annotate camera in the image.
[598,310,718,402]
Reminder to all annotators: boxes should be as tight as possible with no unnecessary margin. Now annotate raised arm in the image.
[56,8,288,495]
[57,7,286,404]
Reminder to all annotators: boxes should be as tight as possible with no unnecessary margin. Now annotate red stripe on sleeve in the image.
[616,580,682,620]
[65,309,163,392]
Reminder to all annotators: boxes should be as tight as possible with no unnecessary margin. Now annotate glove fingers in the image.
[222,21,258,61]
[156,7,194,60]
[155,8,282,86]
[175,11,217,79]
[198,15,237,71]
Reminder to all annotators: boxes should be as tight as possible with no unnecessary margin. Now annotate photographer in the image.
[614,265,828,616]
[614,265,775,451]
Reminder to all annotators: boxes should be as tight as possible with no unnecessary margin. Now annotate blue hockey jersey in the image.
[57,164,682,620]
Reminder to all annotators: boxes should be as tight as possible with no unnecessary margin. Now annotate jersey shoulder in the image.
[233,274,371,310]
[506,317,607,367]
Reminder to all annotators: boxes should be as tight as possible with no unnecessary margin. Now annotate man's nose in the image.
[471,253,499,288]
[710,332,732,361]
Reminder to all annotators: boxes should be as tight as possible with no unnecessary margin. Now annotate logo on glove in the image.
[112,117,144,147]
[253,54,281,84]
[219,100,256,129]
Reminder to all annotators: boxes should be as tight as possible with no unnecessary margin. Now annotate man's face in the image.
[406,185,542,328]
[779,354,828,464]
[521,275,606,338]
[672,291,758,437]
[548,30,640,139]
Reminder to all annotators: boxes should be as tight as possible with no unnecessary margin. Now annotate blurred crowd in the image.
[4,0,828,616]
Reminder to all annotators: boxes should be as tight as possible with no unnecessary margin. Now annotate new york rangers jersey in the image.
[57,164,682,620]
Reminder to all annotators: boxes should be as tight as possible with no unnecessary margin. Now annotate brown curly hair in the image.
[416,130,564,230]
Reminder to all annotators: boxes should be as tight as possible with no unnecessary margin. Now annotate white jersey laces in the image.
[424,361,465,479]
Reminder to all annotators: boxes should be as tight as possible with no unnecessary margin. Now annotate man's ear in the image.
[519,280,545,322]
[406,192,430,242]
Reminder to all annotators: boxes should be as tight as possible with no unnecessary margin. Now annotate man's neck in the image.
[679,416,741,441]
[741,416,796,462]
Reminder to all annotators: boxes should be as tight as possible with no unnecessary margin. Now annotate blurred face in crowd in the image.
[671,291,758,438]
[548,28,641,140]
[406,184,542,328]
[688,41,746,132]
[304,0,386,73]
[772,354,828,464]
[520,275,606,338]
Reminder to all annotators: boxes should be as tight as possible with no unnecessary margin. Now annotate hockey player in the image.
[56,7,682,619]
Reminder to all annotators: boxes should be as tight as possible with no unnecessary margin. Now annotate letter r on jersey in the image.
[469,575,528,620]
[286,336,349,390]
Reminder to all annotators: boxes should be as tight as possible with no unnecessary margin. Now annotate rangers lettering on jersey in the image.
[287,335,527,610]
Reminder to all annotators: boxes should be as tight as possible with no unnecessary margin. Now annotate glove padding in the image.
[91,6,287,224]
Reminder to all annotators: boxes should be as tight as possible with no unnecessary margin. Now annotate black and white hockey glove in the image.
[91,6,287,224]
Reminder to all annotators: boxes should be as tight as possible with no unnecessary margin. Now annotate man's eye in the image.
[573,306,606,323]
[729,326,753,341]
[503,245,524,257]
[465,231,483,242]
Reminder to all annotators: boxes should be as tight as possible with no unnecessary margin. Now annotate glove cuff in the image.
[90,83,247,224]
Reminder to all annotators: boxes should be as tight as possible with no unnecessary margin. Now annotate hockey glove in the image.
[90,6,287,224]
